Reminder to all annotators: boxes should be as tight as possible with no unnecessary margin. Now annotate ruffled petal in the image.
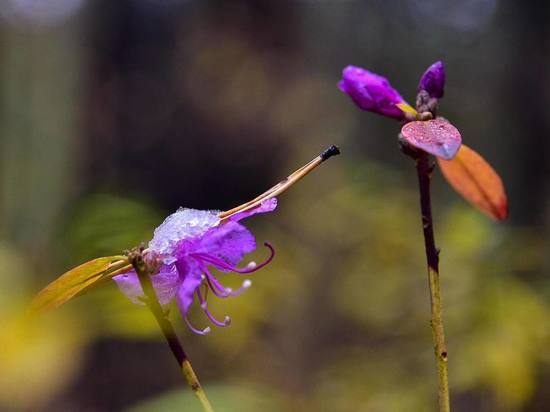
[113,264,181,306]
[196,221,257,267]
[230,198,277,222]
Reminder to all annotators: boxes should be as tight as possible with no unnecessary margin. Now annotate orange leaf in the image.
[437,144,508,220]
[30,256,127,314]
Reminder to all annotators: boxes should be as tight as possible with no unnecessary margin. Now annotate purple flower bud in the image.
[418,61,445,99]
[338,65,406,120]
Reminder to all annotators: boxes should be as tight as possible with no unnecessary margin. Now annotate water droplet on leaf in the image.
[401,118,462,160]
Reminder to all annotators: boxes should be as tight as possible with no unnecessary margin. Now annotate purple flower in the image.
[418,61,445,99]
[113,198,277,335]
[338,65,407,119]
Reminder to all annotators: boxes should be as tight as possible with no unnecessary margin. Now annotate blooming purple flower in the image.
[418,61,445,99]
[113,198,277,335]
[338,65,407,120]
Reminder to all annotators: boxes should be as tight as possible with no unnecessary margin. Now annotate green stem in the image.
[128,247,214,412]
[415,155,450,412]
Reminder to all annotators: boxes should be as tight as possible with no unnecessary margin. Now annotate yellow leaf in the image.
[396,103,418,117]
[438,144,508,221]
[30,256,127,314]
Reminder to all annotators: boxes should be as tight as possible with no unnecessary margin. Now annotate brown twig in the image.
[219,145,340,220]
[415,154,450,412]
[127,247,214,412]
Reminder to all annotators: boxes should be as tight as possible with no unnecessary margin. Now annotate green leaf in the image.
[30,256,127,314]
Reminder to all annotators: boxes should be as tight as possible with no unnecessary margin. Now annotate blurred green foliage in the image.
[0,244,88,410]
[2,162,549,411]
[128,383,290,412]
[61,193,162,263]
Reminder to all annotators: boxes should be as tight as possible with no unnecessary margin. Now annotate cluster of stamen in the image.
[183,242,275,335]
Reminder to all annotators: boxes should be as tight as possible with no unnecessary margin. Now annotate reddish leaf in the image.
[437,144,508,220]
[30,256,127,314]
[401,117,462,160]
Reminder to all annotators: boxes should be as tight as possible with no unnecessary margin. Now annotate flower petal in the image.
[175,269,203,317]
[113,265,181,306]
[230,197,277,222]
[197,221,257,267]
[339,65,406,119]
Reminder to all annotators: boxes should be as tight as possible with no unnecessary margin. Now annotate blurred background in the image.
[1,0,549,411]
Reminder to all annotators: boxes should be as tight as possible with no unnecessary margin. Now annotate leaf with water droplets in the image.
[438,144,508,221]
[401,117,462,160]
[30,256,127,314]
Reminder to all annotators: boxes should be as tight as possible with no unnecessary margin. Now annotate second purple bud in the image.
[418,60,446,99]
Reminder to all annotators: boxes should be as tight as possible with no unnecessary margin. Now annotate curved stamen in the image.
[195,260,253,298]
[185,316,211,335]
[192,242,275,274]
[198,262,232,298]
[205,274,230,298]
[201,282,209,299]
[225,279,252,297]
[196,289,231,327]
[202,305,231,327]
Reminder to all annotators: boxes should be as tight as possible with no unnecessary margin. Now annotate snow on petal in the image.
[149,207,221,263]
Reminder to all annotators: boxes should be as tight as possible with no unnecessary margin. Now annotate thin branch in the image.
[415,155,450,412]
[219,145,340,220]
[127,247,214,412]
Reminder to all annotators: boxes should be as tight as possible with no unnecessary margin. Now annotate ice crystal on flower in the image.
[149,208,220,263]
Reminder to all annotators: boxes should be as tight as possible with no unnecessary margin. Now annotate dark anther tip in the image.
[320,145,341,161]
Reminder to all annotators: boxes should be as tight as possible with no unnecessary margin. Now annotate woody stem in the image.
[127,247,214,412]
[415,155,450,412]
